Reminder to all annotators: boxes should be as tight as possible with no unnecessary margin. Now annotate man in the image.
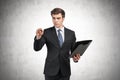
[34,8,80,80]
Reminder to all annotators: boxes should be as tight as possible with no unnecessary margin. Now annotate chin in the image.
[55,25,60,28]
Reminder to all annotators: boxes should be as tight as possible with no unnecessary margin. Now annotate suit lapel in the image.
[62,27,69,47]
[64,27,69,41]
[51,27,60,48]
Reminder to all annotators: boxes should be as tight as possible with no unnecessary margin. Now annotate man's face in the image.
[52,13,64,28]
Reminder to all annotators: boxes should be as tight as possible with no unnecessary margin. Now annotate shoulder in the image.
[44,27,54,32]
[65,27,75,34]
[44,27,54,31]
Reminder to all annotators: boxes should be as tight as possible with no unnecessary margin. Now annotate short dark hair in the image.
[51,8,65,18]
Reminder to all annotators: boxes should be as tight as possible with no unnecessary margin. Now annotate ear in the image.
[63,18,65,21]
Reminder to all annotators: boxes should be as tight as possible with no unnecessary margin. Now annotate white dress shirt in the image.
[55,27,65,42]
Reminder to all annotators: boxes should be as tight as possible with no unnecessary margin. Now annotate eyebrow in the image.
[52,17,61,19]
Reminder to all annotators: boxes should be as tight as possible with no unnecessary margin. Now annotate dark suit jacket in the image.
[34,26,76,76]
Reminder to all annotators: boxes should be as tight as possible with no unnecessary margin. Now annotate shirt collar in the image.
[55,26,64,32]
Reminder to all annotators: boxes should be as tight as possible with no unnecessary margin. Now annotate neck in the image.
[55,25,64,29]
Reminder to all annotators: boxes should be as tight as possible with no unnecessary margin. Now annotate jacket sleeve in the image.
[71,31,76,52]
[33,35,46,51]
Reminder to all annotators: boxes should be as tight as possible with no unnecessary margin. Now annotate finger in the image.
[73,58,77,61]
[76,54,80,58]
[74,56,77,60]
[36,28,43,35]
[77,56,80,60]
[38,29,43,33]
[74,57,78,62]
[77,54,80,59]
[74,55,79,60]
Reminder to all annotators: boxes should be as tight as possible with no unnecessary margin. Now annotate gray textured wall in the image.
[0,0,120,80]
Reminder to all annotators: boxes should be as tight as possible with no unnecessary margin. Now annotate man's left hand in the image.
[72,53,80,62]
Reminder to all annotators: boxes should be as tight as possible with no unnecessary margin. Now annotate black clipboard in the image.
[70,40,92,57]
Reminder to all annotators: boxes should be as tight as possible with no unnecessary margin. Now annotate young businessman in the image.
[34,8,80,80]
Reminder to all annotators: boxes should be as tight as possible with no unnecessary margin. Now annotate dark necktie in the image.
[58,29,63,47]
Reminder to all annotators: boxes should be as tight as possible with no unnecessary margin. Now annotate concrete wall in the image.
[0,0,120,80]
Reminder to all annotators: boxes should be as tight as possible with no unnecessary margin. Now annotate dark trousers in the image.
[45,70,70,80]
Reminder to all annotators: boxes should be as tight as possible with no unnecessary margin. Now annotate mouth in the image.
[54,23,59,25]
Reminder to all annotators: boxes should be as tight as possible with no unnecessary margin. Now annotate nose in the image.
[54,18,58,22]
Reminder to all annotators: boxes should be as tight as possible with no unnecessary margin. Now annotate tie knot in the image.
[58,29,61,32]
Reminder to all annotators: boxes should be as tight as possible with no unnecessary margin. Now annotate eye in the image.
[57,17,61,19]
[52,17,55,19]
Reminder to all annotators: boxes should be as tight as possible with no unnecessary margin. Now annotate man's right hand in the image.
[36,28,44,40]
